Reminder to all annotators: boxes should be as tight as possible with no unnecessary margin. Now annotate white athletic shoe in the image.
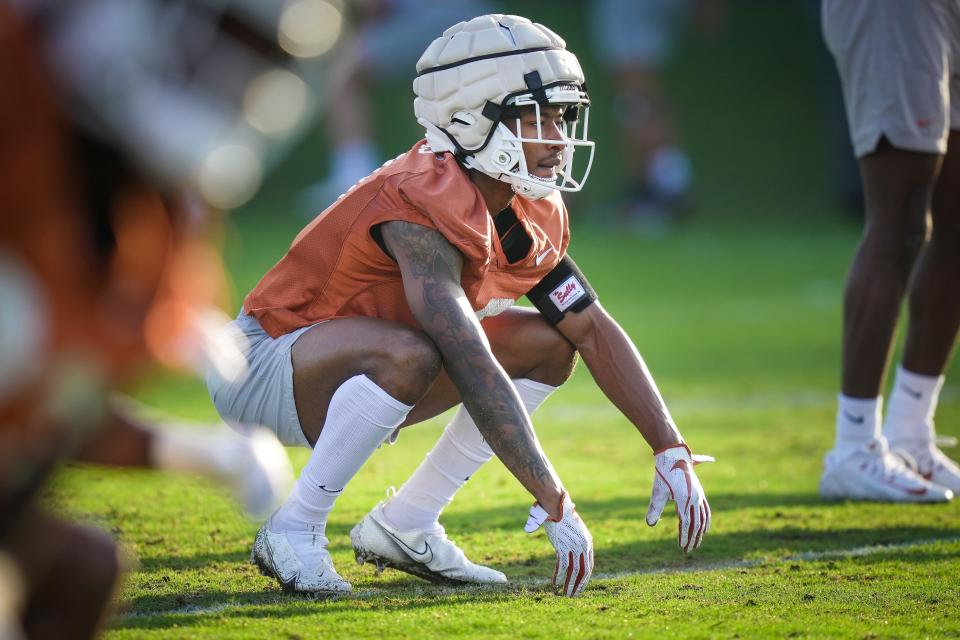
[890,439,960,494]
[819,438,953,502]
[250,519,352,595]
[350,502,507,585]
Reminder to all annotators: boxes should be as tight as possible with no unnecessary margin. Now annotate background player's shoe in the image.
[819,438,953,502]
[251,519,351,596]
[350,502,507,585]
[890,439,960,494]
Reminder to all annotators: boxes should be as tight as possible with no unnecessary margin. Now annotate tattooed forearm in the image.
[381,221,563,504]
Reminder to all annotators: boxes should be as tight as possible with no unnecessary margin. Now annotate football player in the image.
[208,14,712,599]
[818,0,960,502]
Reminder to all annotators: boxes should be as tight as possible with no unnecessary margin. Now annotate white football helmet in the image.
[414,14,594,201]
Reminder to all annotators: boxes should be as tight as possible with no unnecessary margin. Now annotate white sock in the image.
[381,378,556,532]
[883,365,945,446]
[833,394,882,455]
[272,375,411,541]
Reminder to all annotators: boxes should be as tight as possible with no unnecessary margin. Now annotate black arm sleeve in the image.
[525,254,598,325]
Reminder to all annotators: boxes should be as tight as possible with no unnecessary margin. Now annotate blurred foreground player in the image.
[819,0,960,502]
[208,14,713,599]
[0,0,338,635]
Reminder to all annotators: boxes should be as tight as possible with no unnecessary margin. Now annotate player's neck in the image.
[469,169,516,215]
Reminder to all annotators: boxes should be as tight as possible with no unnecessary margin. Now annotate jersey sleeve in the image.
[391,154,493,268]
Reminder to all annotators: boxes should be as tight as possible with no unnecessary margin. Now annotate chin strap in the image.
[419,119,457,154]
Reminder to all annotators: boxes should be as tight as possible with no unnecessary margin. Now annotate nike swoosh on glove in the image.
[525,492,593,597]
[646,443,714,552]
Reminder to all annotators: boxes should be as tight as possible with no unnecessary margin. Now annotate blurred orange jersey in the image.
[244,141,570,337]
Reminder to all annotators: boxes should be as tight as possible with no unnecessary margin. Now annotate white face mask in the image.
[465,89,595,201]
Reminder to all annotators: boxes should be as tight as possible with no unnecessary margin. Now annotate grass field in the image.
[46,210,960,639]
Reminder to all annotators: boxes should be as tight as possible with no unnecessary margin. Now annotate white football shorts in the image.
[822,0,960,157]
[205,311,318,448]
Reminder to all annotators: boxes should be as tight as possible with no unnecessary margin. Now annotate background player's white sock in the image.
[883,365,945,446]
[832,394,882,458]
[272,375,411,542]
[381,378,556,532]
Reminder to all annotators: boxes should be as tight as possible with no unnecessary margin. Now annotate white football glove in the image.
[525,493,593,597]
[646,443,714,552]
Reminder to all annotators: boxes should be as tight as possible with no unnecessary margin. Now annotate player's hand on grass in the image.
[646,443,714,552]
[525,492,593,597]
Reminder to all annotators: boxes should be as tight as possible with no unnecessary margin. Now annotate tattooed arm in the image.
[381,220,566,518]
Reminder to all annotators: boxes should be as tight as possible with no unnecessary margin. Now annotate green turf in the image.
[46,212,960,639]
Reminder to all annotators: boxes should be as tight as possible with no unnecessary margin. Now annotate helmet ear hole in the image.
[450,111,477,127]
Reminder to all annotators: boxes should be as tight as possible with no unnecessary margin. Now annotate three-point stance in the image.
[207,14,711,598]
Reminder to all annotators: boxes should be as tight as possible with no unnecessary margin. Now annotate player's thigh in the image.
[291,316,440,442]
[482,306,576,380]
[858,144,940,260]
[206,313,437,447]
[400,307,574,427]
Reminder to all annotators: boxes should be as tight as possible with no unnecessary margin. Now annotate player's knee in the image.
[375,328,441,400]
[530,325,578,387]
[900,215,929,268]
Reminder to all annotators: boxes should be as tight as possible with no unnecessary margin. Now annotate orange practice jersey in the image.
[244,141,570,338]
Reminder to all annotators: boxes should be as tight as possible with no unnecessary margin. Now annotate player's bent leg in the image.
[353,308,575,584]
[401,307,577,425]
[255,318,440,595]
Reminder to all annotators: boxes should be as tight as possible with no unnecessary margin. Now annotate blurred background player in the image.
[299,0,492,212]
[588,0,726,236]
[818,0,960,503]
[0,0,343,635]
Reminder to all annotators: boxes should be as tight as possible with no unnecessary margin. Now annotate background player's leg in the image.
[841,141,940,400]
[820,140,950,502]
[884,130,960,491]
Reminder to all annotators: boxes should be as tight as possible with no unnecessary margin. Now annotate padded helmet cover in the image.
[413,14,586,154]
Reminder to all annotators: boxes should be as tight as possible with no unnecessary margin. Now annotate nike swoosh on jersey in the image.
[535,246,555,265]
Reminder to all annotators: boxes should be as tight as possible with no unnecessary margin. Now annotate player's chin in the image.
[531,167,558,180]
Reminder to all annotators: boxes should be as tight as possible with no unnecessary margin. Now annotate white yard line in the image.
[118,536,960,619]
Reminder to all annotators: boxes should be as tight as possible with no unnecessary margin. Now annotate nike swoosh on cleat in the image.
[842,411,865,424]
[886,480,927,496]
[382,527,434,564]
[900,383,923,400]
